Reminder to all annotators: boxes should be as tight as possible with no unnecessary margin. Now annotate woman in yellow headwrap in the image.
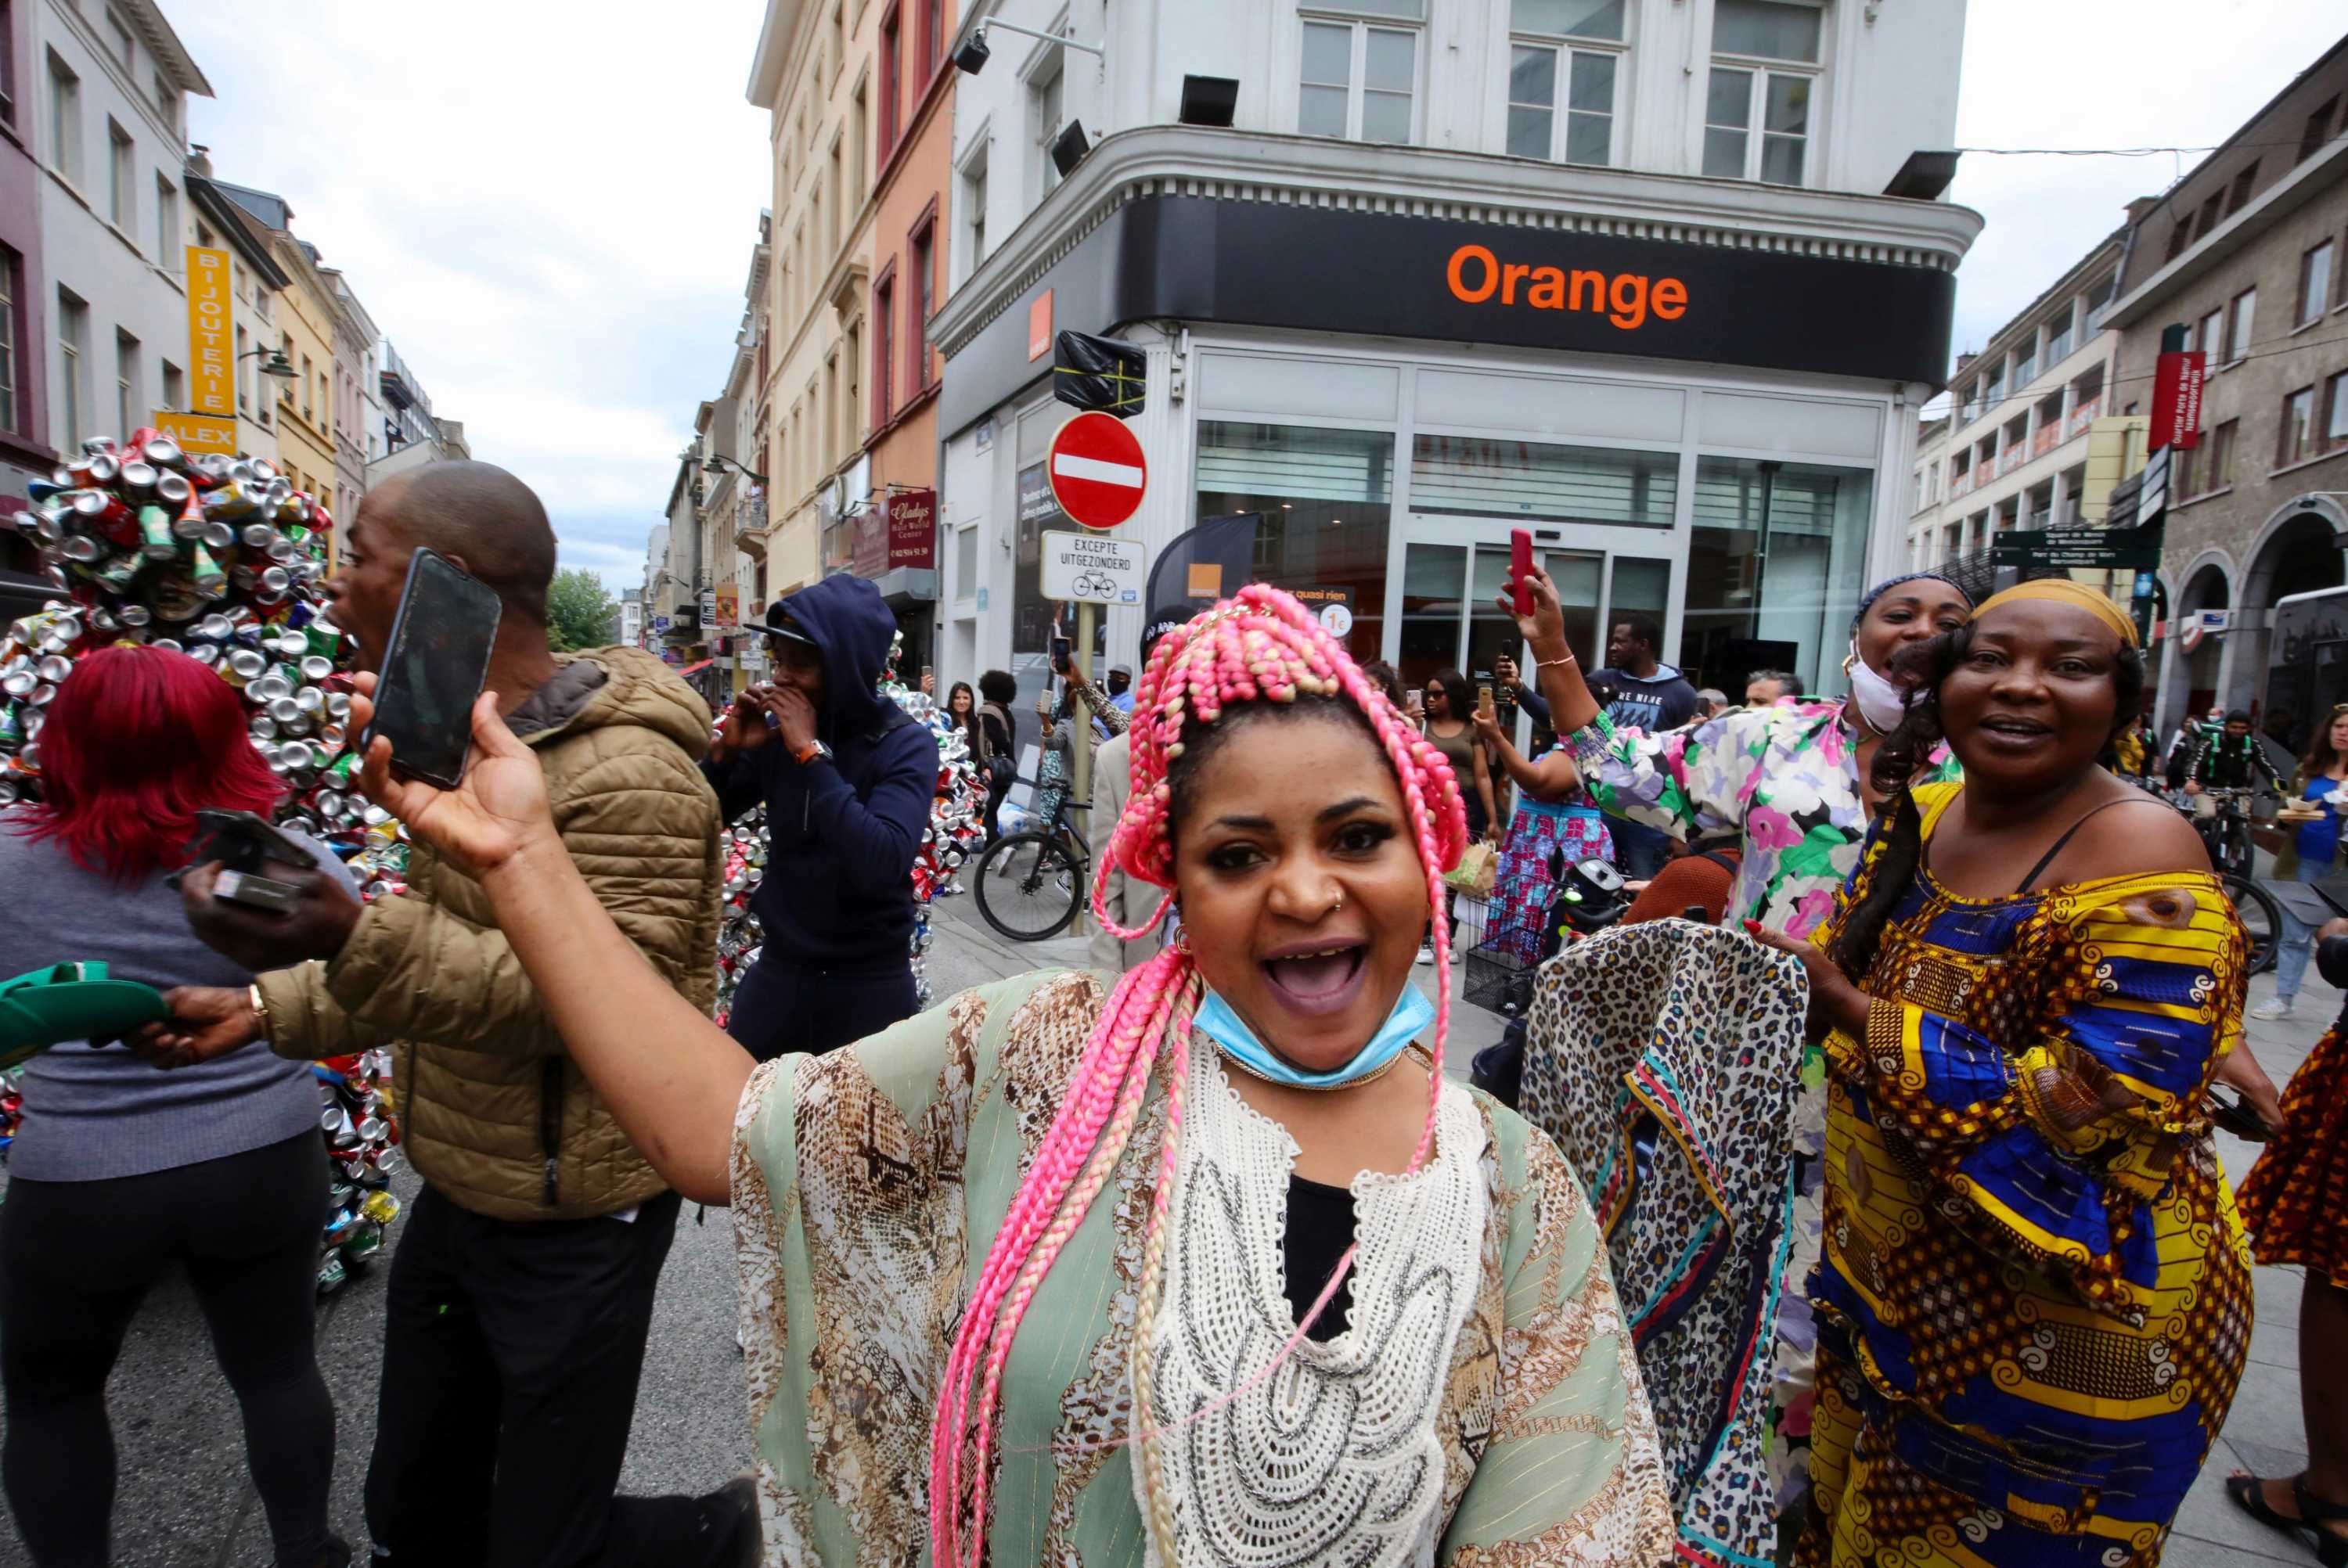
[1752,578,2253,1568]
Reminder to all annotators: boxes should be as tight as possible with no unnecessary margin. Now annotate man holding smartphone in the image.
[150,462,753,1568]
[702,573,940,1059]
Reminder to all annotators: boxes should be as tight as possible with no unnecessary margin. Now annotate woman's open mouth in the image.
[1977,713,2052,748]
[1259,941,1370,1017]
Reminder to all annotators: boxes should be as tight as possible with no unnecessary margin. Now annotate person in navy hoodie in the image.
[703,576,940,1059]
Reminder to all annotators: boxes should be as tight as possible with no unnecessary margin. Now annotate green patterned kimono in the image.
[729,968,1674,1566]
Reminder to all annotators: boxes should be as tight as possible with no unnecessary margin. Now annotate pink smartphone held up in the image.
[1509,528,1533,617]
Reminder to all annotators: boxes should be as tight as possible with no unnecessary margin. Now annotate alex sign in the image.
[155,410,235,456]
[1039,530,1143,604]
[185,246,233,418]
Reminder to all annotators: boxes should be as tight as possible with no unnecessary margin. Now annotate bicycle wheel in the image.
[2225,873,2280,976]
[974,831,1083,941]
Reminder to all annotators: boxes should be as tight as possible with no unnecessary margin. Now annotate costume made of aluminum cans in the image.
[0,429,405,1291]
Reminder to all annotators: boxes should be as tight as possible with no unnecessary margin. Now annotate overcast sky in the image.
[178,1,2343,590]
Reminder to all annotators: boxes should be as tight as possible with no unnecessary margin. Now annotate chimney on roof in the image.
[1954,351,1977,372]
[2124,196,2163,225]
[187,144,213,179]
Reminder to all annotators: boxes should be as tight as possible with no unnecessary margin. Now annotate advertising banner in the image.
[887,488,937,569]
[185,246,234,417]
[156,409,235,455]
[2150,350,2206,451]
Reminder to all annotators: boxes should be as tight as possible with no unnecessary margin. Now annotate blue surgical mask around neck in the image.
[1194,981,1434,1091]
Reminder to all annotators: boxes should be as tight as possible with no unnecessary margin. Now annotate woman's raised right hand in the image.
[348,674,556,880]
[1493,562,1567,653]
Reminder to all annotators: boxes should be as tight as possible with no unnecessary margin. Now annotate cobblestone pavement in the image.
[0,894,2316,1565]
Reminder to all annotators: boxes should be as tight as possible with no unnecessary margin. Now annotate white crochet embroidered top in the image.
[1135,1045,1487,1568]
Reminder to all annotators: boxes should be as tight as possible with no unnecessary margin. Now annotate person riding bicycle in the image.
[2184,708,2287,817]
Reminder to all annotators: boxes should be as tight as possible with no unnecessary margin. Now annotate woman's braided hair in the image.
[927,584,1471,1568]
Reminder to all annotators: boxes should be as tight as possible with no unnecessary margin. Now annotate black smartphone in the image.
[189,807,315,874]
[1050,635,1073,676]
[211,867,304,914]
[360,548,502,789]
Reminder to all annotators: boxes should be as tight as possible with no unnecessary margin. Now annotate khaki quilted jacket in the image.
[257,646,721,1221]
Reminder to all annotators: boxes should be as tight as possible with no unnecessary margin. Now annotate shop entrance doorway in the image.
[1391,532,1677,740]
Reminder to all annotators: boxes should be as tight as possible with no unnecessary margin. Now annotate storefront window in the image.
[1410,434,1676,527]
[1683,457,1871,698]
[1194,422,1395,664]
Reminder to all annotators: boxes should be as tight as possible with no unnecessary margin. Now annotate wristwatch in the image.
[792,737,834,766]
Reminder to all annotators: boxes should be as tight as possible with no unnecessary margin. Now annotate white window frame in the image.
[1028,54,1064,202]
[1702,0,1824,188]
[957,128,991,279]
[1023,12,1071,207]
[1505,20,1626,167]
[1297,8,1424,146]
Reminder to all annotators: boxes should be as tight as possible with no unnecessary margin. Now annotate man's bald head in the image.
[368,461,557,623]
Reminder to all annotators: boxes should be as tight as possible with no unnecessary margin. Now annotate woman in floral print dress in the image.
[1501,564,1971,1525]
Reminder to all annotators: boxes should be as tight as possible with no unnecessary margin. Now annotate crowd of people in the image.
[0,457,2338,1568]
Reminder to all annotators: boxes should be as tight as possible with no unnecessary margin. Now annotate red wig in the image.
[13,645,283,883]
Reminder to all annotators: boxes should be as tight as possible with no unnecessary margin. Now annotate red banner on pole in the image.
[887,488,936,569]
[2150,349,2205,451]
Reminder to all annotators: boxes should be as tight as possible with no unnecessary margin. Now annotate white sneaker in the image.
[2250,998,2295,1021]
[1416,940,1435,966]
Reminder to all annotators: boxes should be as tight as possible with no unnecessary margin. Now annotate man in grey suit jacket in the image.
[1088,607,1190,973]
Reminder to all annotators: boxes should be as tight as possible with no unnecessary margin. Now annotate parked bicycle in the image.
[972,777,1090,940]
[2178,786,2280,974]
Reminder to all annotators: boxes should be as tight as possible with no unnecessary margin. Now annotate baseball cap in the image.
[1141,603,1193,663]
[760,601,818,648]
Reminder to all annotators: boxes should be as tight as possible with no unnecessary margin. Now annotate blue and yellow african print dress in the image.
[1802,782,2251,1568]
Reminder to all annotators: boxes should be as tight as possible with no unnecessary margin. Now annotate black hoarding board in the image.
[943,194,1959,435]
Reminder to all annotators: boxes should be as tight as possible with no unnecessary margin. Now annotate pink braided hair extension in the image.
[927,585,1468,1568]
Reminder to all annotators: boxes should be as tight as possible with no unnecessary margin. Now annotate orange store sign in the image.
[1443,243,1687,332]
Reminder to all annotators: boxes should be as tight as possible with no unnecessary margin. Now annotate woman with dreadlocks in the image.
[1749,578,2251,1568]
[322,585,1672,1568]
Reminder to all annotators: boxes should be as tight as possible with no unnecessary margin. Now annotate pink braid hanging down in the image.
[927,584,1470,1568]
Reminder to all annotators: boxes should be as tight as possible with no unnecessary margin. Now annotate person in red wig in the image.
[0,645,355,1568]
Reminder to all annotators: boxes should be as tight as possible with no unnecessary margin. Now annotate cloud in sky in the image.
[176,0,770,592]
[1947,0,2345,359]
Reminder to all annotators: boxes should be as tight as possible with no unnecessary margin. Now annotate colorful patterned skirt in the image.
[2236,1016,2348,1290]
[1489,797,1612,964]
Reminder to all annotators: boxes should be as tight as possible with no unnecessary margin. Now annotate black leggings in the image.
[0,1131,337,1568]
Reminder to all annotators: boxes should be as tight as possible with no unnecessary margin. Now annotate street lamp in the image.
[703,454,769,487]
[953,18,1102,74]
[240,347,297,379]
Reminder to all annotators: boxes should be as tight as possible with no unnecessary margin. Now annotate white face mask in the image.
[1843,640,1910,734]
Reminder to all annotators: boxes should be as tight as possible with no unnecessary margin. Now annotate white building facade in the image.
[35,0,211,453]
[931,0,1977,703]
[1907,232,2126,570]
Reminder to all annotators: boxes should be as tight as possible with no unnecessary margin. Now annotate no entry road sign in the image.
[1047,411,1147,530]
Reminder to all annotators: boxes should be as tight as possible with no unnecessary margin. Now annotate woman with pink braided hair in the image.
[322,584,1672,1568]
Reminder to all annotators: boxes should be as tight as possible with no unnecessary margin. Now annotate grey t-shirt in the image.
[0,814,358,1181]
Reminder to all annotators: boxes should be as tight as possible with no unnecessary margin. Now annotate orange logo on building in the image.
[1444,243,1687,332]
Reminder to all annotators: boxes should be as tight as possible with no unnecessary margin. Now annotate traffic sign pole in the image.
[1070,595,1095,938]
